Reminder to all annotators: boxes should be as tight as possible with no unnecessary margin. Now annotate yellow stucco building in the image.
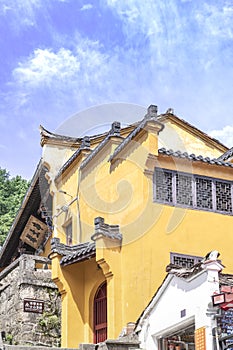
[39,105,233,348]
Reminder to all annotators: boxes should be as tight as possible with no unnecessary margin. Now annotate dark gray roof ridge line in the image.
[109,105,164,163]
[51,237,93,256]
[80,121,123,170]
[40,125,82,143]
[158,147,233,168]
[40,123,125,145]
[217,147,233,162]
[60,241,95,265]
[50,237,96,266]
[55,136,91,181]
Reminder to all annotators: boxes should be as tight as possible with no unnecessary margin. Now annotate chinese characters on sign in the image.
[23,299,44,314]
[20,215,47,249]
[195,327,206,350]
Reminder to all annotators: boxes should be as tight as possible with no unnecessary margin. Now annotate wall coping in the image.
[0,254,51,281]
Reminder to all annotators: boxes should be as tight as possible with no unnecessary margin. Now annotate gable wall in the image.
[159,119,225,158]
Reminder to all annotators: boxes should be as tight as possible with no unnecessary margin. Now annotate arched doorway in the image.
[94,281,107,343]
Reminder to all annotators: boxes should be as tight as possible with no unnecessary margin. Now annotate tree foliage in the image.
[0,168,29,246]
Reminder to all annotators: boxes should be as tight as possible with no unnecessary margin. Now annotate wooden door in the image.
[94,281,107,343]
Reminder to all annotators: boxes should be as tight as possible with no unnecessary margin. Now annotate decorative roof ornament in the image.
[80,122,122,170]
[109,121,121,136]
[91,217,122,242]
[109,104,164,162]
[145,105,158,119]
[80,136,90,149]
[166,107,174,114]
[202,250,220,262]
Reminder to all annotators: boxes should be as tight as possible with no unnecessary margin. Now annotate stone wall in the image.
[0,254,61,347]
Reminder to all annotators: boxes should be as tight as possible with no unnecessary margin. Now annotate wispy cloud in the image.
[80,4,93,11]
[209,126,233,148]
[0,0,43,29]
[195,3,233,40]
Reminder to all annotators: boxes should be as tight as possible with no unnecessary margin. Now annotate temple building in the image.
[1,105,233,349]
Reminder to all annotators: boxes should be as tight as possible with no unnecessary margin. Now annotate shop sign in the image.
[20,215,47,249]
[23,299,44,314]
[195,327,206,350]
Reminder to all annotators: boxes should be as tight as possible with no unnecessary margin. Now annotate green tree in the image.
[0,168,29,246]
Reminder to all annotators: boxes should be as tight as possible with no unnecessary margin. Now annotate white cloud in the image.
[7,36,117,119]
[209,126,233,148]
[104,0,191,69]
[104,0,233,72]
[0,0,43,28]
[80,4,93,11]
[13,48,81,87]
[195,3,233,40]
[11,37,111,94]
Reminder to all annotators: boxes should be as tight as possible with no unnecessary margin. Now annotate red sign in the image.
[212,293,226,306]
[23,299,44,314]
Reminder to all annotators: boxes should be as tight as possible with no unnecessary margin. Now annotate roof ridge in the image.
[40,125,82,143]
[158,147,233,168]
[109,106,164,162]
[217,147,233,161]
[80,122,123,170]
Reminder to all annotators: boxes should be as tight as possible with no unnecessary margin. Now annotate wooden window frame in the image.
[154,168,233,215]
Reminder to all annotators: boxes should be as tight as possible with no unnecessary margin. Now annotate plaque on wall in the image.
[23,299,44,314]
[195,327,206,350]
[20,215,47,249]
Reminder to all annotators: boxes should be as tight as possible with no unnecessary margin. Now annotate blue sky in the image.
[0,0,233,179]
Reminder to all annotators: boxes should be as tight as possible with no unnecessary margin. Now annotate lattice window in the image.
[216,181,232,213]
[176,173,193,206]
[196,177,213,209]
[170,252,202,268]
[155,170,173,203]
[154,168,233,216]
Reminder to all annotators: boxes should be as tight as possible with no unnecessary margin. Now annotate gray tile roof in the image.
[158,147,233,168]
[40,125,82,144]
[217,147,233,162]
[109,105,164,162]
[219,273,233,286]
[51,238,96,266]
[166,263,233,286]
[50,217,122,267]
[60,242,95,266]
[165,262,204,278]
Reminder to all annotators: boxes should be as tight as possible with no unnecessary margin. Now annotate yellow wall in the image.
[47,118,233,347]
[52,255,105,347]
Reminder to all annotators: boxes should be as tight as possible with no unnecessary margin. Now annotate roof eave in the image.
[0,159,42,262]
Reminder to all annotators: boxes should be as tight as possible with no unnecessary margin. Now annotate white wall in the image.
[138,261,222,350]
